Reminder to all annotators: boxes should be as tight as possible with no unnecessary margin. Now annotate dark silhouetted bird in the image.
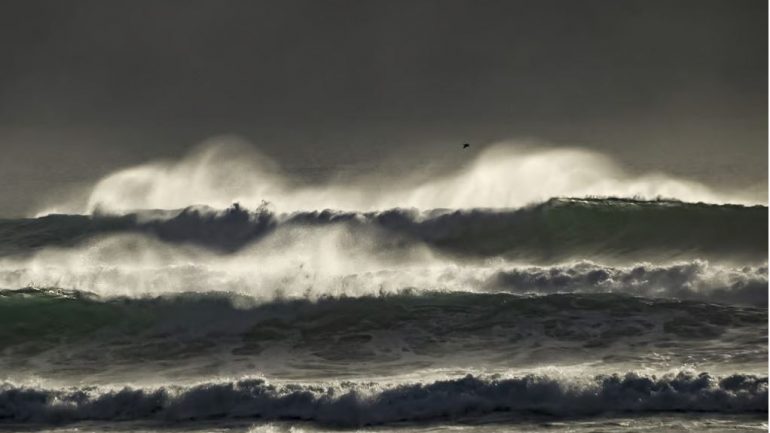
[463,143,470,149]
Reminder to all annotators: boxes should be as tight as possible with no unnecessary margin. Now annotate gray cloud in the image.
[0,0,765,215]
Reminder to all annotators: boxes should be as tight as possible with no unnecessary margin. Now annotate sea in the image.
[0,194,766,432]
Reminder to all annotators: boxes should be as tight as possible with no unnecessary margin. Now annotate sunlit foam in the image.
[34,136,759,216]
[0,223,764,304]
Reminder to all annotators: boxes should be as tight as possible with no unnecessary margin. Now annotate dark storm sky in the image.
[0,0,766,215]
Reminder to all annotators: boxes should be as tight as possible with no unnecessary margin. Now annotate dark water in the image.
[2,198,765,262]
[0,198,766,431]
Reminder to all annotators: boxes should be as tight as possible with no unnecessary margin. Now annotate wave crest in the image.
[35,138,758,216]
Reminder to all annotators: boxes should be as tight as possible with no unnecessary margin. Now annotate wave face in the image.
[0,372,766,426]
[1,198,766,262]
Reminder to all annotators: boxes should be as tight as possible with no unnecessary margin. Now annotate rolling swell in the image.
[0,289,765,380]
[0,372,766,426]
[1,198,766,262]
[1,289,765,343]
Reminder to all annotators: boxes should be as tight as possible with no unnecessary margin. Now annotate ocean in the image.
[0,197,766,432]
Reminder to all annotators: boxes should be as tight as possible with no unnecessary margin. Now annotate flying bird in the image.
[463,143,470,149]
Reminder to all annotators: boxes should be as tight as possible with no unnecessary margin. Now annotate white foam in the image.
[0,371,765,425]
[35,137,758,216]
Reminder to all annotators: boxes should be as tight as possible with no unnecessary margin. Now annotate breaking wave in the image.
[0,372,765,426]
[488,261,768,305]
[5,138,766,431]
[34,138,761,216]
[0,258,765,305]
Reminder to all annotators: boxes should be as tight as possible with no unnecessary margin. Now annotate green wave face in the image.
[0,198,766,262]
[0,290,765,382]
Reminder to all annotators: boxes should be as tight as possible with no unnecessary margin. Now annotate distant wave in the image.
[36,139,759,216]
[2,198,766,262]
[0,372,765,426]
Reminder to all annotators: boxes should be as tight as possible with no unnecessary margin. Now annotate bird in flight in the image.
[463,143,470,149]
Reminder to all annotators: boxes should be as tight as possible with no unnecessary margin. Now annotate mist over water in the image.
[35,138,761,217]
[0,221,766,303]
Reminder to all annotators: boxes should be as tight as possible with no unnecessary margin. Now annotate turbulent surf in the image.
[0,145,766,432]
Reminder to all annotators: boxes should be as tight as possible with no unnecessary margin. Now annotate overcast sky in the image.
[0,0,766,216]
